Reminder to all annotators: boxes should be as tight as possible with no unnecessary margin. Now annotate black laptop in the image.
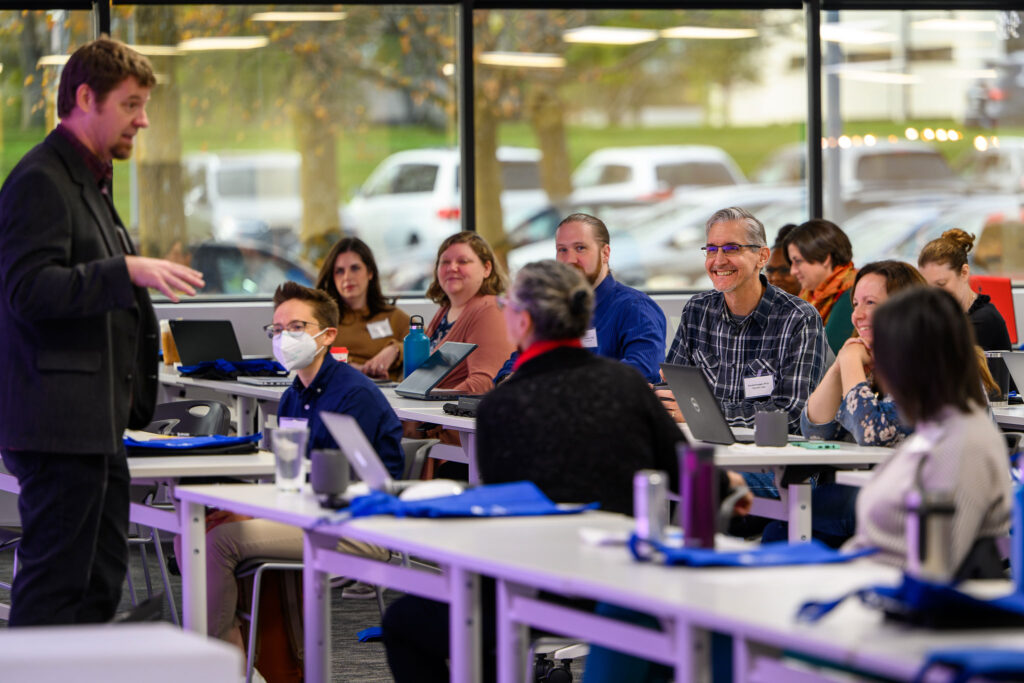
[169,319,288,382]
[394,341,478,400]
[660,363,755,444]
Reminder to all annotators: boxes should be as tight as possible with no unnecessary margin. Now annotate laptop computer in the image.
[170,319,243,365]
[394,341,478,400]
[169,319,287,381]
[660,363,755,445]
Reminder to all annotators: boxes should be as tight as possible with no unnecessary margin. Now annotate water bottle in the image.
[905,487,956,582]
[403,315,430,378]
[634,470,669,544]
[680,443,717,549]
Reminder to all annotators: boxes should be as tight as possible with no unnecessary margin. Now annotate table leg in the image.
[495,579,529,683]
[787,483,812,543]
[304,533,331,683]
[179,499,207,634]
[234,395,256,436]
[448,565,481,683]
[673,617,706,683]
[461,430,479,485]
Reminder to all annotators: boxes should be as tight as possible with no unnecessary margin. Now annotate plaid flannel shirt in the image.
[666,276,827,432]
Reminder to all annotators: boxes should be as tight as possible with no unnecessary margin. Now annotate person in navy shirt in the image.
[189,282,402,666]
[496,213,667,383]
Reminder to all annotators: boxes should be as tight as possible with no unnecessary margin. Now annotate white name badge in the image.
[367,319,393,340]
[743,374,774,399]
[580,328,598,348]
[278,417,308,430]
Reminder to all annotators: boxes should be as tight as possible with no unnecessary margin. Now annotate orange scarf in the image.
[801,262,857,323]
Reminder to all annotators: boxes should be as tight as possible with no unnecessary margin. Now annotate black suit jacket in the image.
[0,129,159,454]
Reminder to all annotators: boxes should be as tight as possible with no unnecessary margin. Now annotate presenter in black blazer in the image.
[0,39,204,625]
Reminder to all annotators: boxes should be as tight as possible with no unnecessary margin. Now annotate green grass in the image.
[4,117,1020,222]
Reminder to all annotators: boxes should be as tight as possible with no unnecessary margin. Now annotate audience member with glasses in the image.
[764,223,801,296]
[179,281,403,676]
[658,206,827,434]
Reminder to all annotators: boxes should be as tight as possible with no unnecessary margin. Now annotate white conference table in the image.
[383,388,479,481]
[158,366,287,437]
[174,485,1024,683]
[993,405,1024,430]
[174,482,486,683]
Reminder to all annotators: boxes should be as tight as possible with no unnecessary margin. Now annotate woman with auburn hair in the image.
[918,228,1011,351]
[787,218,857,354]
[422,231,515,394]
[315,236,410,380]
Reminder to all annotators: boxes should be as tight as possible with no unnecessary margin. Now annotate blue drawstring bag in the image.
[124,432,261,456]
[629,536,876,568]
[178,358,287,380]
[915,648,1024,683]
[316,481,598,525]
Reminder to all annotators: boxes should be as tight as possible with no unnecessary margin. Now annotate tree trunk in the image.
[134,7,187,260]
[291,70,341,250]
[19,11,44,130]
[526,82,572,204]
[473,92,505,259]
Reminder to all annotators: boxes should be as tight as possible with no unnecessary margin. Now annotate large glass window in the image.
[104,3,458,297]
[823,9,1023,278]
[474,8,808,291]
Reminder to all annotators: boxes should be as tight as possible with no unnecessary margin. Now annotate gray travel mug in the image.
[754,410,788,447]
[310,449,349,504]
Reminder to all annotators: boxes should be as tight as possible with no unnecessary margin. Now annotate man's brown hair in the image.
[57,38,155,118]
[273,281,340,329]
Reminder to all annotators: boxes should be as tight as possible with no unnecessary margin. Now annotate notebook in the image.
[393,341,478,400]
[660,363,755,445]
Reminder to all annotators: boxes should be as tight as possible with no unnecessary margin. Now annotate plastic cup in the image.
[271,427,308,492]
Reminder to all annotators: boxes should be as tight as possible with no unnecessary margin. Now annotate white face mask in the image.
[273,329,327,371]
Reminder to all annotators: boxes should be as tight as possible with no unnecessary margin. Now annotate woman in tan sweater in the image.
[316,237,410,380]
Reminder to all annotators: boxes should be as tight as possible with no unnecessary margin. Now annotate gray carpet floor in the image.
[0,533,586,682]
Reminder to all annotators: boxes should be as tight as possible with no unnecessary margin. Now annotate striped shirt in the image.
[666,276,827,432]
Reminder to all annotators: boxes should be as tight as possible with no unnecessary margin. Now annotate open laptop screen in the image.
[169,319,243,365]
[394,341,477,398]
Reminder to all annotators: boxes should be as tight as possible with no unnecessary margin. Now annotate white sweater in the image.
[846,404,1012,571]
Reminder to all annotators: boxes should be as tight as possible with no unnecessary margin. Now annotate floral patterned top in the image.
[800,380,911,446]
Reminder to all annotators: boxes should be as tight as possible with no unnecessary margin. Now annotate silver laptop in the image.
[320,411,404,493]
[998,351,1024,393]
[660,363,755,445]
[394,341,478,400]
[237,375,293,387]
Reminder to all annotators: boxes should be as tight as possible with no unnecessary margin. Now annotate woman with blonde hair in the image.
[918,228,1011,351]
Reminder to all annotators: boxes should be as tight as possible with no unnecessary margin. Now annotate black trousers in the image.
[1,447,130,625]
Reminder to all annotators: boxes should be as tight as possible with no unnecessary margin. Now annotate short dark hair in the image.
[557,213,610,249]
[425,231,507,306]
[872,287,986,424]
[853,260,926,296]
[787,219,852,267]
[771,223,799,266]
[57,38,156,119]
[273,281,339,329]
[511,260,594,342]
[314,236,393,320]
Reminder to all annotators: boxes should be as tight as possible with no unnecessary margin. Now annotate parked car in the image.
[958,137,1024,195]
[183,152,312,250]
[964,52,1024,129]
[754,140,965,221]
[343,146,549,256]
[570,145,746,206]
[188,240,315,297]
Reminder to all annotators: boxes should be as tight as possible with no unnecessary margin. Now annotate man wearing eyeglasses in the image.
[192,281,402,659]
[660,206,826,433]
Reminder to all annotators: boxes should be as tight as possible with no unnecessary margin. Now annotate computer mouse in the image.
[398,479,465,501]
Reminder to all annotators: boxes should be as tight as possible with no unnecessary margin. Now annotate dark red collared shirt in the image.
[55,123,113,191]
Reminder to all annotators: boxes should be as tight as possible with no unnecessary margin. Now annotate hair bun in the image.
[941,228,976,254]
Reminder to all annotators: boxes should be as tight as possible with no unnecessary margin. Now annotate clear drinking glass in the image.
[271,427,308,492]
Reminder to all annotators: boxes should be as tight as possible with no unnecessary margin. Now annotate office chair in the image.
[144,399,232,436]
[129,399,233,624]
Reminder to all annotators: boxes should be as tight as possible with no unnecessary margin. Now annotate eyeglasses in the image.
[262,320,318,339]
[701,243,763,256]
[496,295,522,311]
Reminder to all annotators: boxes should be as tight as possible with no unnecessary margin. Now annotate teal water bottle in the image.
[403,315,430,378]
